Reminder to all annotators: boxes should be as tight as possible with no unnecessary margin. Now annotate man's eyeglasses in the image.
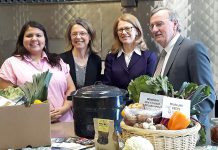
[117,26,134,34]
[149,21,165,30]
[71,32,88,38]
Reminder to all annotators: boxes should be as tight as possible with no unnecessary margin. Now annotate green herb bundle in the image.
[19,70,53,106]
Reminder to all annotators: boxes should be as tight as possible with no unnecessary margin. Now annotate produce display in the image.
[128,75,210,109]
[0,70,52,107]
[128,75,210,117]
[121,75,211,147]
[19,70,52,106]
[122,103,189,131]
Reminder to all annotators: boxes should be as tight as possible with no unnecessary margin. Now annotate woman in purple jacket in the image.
[103,13,158,89]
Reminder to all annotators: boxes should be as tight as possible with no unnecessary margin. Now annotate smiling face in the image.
[117,20,138,46]
[70,24,90,51]
[23,27,45,55]
[150,9,178,48]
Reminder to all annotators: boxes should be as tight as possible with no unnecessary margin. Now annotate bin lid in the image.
[72,83,127,98]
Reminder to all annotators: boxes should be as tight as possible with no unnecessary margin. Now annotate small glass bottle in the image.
[210,118,218,145]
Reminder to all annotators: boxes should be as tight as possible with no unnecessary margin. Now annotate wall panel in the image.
[0,0,218,94]
[0,2,122,64]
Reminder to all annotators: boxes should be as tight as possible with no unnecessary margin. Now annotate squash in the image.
[167,111,191,130]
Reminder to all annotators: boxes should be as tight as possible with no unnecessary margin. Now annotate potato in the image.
[124,117,137,126]
[137,114,147,123]
[145,118,153,124]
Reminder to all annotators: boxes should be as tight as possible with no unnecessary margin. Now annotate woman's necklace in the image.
[73,50,88,68]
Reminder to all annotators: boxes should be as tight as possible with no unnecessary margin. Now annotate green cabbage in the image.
[0,86,25,100]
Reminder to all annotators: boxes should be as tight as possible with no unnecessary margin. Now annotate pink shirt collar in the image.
[23,51,49,62]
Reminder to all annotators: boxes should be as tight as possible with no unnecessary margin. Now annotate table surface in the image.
[49,122,218,150]
[51,121,75,138]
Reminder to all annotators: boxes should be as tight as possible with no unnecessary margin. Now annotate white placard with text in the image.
[139,92,163,113]
[162,96,190,119]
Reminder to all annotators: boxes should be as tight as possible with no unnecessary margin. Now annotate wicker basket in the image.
[120,120,201,150]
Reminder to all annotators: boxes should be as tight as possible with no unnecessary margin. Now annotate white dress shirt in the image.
[117,47,141,67]
[161,33,180,76]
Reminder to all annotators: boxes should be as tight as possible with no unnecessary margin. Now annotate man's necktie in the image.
[153,49,167,77]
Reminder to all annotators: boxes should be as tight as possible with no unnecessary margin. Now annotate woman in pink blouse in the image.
[0,21,76,123]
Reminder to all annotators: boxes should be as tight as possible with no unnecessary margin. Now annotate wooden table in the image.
[51,121,75,138]
[50,122,218,150]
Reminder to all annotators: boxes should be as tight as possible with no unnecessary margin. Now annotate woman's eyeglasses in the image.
[117,27,134,34]
[71,32,88,38]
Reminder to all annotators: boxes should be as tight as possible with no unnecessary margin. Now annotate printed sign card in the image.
[139,92,163,115]
[162,97,190,118]
[139,92,191,119]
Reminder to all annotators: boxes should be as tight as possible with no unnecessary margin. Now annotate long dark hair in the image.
[13,21,61,69]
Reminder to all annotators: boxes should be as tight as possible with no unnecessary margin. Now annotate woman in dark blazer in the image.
[60,18,102,89]
[103,13,158,89]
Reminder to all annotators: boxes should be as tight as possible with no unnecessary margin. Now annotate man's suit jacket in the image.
[163,35,216,128]
[103,50,157,89]
[60,50,102,89]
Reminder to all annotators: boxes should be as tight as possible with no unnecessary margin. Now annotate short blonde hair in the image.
[111,13,147,54]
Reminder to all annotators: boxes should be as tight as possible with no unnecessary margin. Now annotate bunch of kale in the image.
[127,75,211,116]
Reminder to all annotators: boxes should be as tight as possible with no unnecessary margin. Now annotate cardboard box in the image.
[0,103,51,149]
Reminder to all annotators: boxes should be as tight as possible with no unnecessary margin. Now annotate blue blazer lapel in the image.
[117,53,128,71]
[163,36,184,76]
[128,52,140,70]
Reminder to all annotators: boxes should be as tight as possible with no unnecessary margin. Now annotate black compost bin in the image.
[68,83,128,139]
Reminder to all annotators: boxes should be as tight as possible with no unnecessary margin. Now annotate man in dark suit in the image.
[149,7,216,131]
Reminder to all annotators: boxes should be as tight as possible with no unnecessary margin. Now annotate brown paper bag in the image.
[93,118,119,150]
